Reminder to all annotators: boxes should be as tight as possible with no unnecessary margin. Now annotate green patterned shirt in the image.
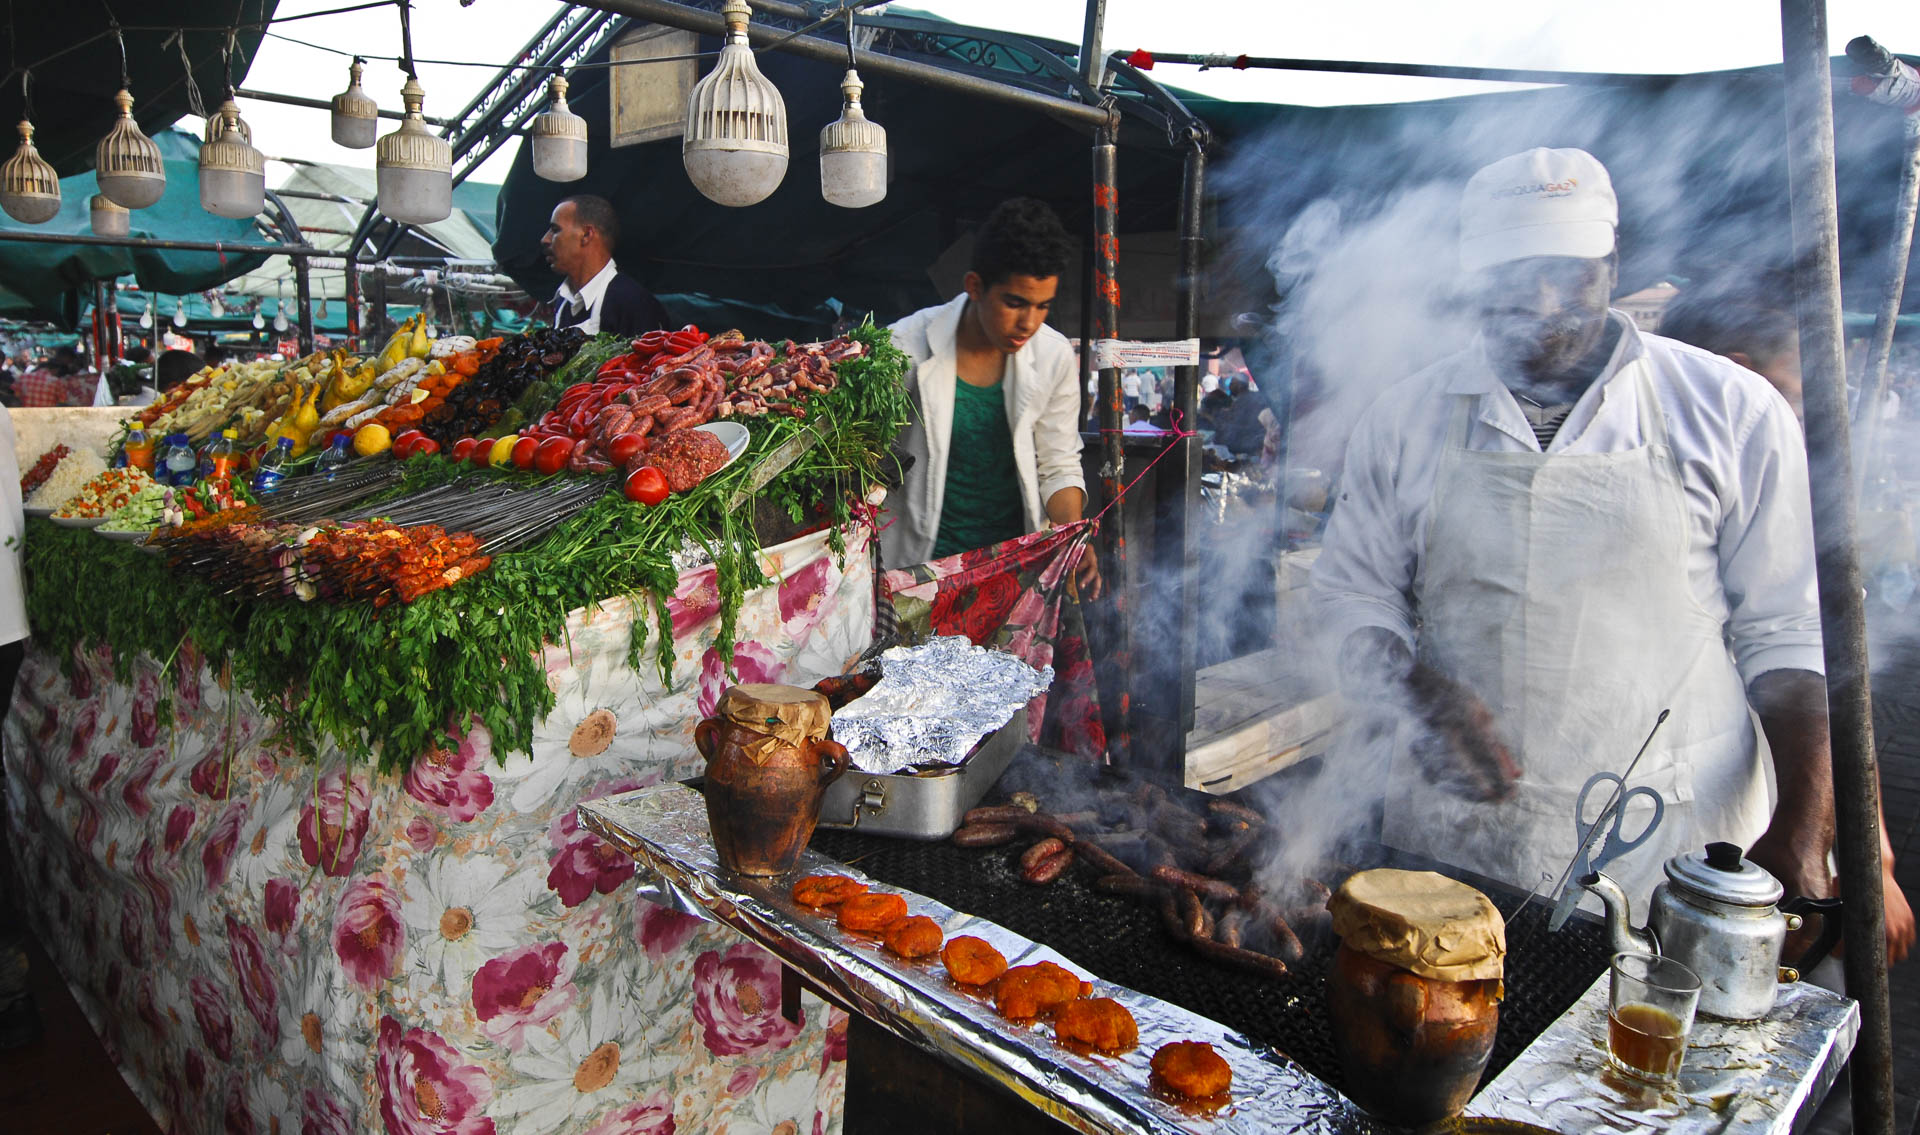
[933,378,1025,559]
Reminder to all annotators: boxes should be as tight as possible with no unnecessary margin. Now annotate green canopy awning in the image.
[0,129,273,313]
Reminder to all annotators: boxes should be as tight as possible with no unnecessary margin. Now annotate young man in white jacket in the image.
[885,199,1101,596]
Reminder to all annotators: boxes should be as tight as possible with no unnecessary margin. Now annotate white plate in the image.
[23,505,52,518]
[692,421,751,463]
[50,515,107,529]
[97,527,154,543]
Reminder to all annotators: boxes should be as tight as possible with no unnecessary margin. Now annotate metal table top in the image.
[1471,970,1858,1135]
[582,784,1858,1135]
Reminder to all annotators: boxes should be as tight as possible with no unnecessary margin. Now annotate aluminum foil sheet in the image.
[831,637,1053,774]
[580,785,1366,1135]
[1470,971,1857,1134]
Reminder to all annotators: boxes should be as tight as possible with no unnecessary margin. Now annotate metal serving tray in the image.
[815,708,1028,840]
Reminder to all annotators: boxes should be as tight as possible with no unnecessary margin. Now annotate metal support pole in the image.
[1854,121,1920,503]
[1779,5,1895,1134]
[0,229,314,257]
[1078,0,1108,92]
[1092,129,1131,768]
[345,253,361,351]
[1170,141,1205,738]
[293,255,314,356]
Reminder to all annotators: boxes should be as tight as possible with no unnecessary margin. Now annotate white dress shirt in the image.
[553,259,620,335]
[1312,312,1824,686]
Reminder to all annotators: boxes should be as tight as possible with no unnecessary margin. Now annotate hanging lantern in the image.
[317,293,328,320]
[96,89,166,209]
[210,293,225,318]
[529,75,587,182]
[199,95,265,219]
[172,298,188,329]
[331,58,379,149]
[89,193,129,237]
[251,310,264,330]
[683,0,788,207]
[819,69,886,209]
[0,120,60,224]
[376,76,451,225]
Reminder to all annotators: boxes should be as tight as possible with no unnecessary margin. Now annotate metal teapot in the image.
[1582,842,1841,1021]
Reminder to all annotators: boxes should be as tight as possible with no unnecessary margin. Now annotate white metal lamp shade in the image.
[820,69,886,209]
[89,193,128,236]
[683,0,788,207]
[376,76,452,225]
[199,97,265,219]
[173,300,188,328]
[331,59,379,149]
[96,89,166,210]
[530,75,588,182]
[0,120,60,224]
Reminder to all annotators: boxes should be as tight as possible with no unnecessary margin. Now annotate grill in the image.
[808,753,1610,1097]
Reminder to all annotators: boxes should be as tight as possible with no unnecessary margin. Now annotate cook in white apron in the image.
[1382,360,1774,907]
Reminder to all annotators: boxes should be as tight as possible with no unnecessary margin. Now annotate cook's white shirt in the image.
[554,259,620,336]
[0,407,28,645]
[1312,311,1824,686]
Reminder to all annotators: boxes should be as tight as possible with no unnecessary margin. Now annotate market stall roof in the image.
[491,5,1222,323]
[0,129,273,320]
[0,1,275,176]
[491,2,1920,324]
[222,164,505,301]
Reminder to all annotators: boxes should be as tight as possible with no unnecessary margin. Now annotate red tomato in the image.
[534,435,572,476]
[511,435,538,470]
[608,432,646,466]
[469,441,494,469]
[392,430,425,459]
[624,465,669,506]
[412,438,441,457]
[450,437,480,462]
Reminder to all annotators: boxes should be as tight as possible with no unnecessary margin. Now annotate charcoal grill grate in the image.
[809,826,1609,1096]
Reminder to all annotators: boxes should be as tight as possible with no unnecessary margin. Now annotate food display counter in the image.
[581,770,1859,1135]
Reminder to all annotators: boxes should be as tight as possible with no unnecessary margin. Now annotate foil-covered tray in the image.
[1469,971,1857,1134]
[580,785,1364,1135]
[815,709,1027,840]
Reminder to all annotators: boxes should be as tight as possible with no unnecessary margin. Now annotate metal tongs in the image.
[1546,709,1670,932]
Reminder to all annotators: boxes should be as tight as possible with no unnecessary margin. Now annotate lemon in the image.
[489,435,517,467]
[353,423,392,457]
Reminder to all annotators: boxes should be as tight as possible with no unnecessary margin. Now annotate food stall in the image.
[4,320,913,1132]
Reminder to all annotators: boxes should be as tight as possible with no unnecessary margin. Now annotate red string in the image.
[1085,409,1200,527]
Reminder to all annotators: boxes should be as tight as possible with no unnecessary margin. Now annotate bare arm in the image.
[1045,486,1100,599]
[1747,668,1912,963]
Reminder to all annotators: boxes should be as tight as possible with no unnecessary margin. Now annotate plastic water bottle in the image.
[204,429,241,480]
[162,433,198,486]
[252,437,295,495]
[315,432,353,480]
[122,428,154,473]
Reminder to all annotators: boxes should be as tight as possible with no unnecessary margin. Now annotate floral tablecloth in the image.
[2,523,875,1135]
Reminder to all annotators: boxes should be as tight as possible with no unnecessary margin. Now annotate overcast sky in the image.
[231,0,1920,188]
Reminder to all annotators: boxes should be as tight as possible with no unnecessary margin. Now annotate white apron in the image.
[1381,362,1772,908]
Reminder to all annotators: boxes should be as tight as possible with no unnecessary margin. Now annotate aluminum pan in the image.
[580,784,1365,1135]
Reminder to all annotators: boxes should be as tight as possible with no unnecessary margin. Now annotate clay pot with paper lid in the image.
[1326,869,1506,1128]
[697,683,849,876]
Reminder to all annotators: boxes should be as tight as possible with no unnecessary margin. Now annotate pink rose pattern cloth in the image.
[2,525,873,1133]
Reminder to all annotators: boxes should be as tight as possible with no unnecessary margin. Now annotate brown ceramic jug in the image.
[697,683,849,876]
[1325,869,1505,1128]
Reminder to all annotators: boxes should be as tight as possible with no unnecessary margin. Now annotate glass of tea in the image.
[1606,951,1701,1085]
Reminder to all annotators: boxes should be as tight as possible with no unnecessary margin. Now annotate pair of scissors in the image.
[1548,771,1666,931]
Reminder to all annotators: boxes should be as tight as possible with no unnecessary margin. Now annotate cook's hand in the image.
[1748,834,1837,963]
[1407,664,1522,803]
[1074,547,1103,600]
[1882,864,1915,964]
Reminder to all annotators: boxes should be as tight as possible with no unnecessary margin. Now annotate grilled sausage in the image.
[1179,887,1210,941]
[1021,841,1074,885]
[1150,866,1241,905]
[1021,838,1068,872]
[1071,839,1136,880]
[1190,934,1291,978]
[951,822,1018,848]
